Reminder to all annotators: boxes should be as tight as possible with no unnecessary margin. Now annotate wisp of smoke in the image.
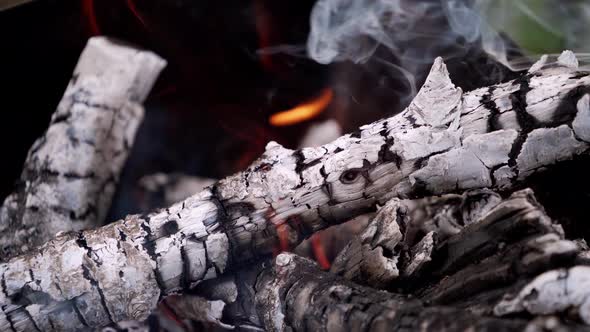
[307,0,513,67]
[306,0,590,87]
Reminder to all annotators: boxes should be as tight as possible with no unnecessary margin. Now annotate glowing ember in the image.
[158,297,187,329]
[269,88,334,126]
[275,224,291,253]
[311,233,331,270]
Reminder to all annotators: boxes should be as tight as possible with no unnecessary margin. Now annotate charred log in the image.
[255,253,527,332]
[0,37,166,259]
[1,50,590,330]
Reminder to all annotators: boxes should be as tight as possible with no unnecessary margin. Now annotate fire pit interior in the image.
[1,0,590,331]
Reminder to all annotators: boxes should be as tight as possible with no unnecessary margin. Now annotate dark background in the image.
[0,0,328,201]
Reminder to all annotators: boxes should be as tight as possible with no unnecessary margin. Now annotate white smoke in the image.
[306,0,590,70]
[307,0,437,65]
[307,0,511,68]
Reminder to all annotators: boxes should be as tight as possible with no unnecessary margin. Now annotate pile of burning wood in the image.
[1,37,590,331]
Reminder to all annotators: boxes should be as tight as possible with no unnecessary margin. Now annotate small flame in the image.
[269,88,334,126]
[311,233,331,270]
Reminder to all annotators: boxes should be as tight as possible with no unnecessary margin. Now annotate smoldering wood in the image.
[0,37,166,259]
[402,189,503,244]
[293,213,371,268]
[329,198,406,288]
[329,188,576,293]
[105,188,590,331]
[209,189,589,332]
[2,51,590,330]
[414,196,581,309]
[255,252,528,332]
[100,263,266,332]
[230,186,587,330]
[100,295,227,332]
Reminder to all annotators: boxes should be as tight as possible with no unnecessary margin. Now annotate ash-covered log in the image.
[0,37,166,259]
[1,47,590,330]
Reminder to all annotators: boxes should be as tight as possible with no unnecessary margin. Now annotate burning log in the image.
[0,37,166,259]
[1,46,590,330]
[226,189,586,331]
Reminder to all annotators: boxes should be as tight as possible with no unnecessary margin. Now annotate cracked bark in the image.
[0,37,166,259]
[255,253,527,332]
[240,189,587,331]
[2,51,590,330]
[112,188,589,331]
[329,188,581,302]
[495,265,590,325]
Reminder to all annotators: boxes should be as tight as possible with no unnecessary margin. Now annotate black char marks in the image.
[162,220,179,236]
[507,74,538,172]
[80,264,114,324]
[140,215,167,295]
[349,130,361,139]
[481,86,502,132]
[319,166,335,205]
[293,149,322,188]
[378,124,402,168]
[552,85,590,125]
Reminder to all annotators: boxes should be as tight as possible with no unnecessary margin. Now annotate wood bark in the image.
[99,295,230,332]
[1,51,590,330]
[255,252,528,332]
[0,37,166,259]
[97,188,589,331]
[253,252,590,332]
[213,188,588,332]
[409,189,582,306]
[329,187,570,290]
[495,265,590,324]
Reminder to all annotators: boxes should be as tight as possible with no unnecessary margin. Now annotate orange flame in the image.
[269,88,334,126]
[311,233,331,270]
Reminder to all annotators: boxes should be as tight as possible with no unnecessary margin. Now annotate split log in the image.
[329,188,574,293]
[0,37,166,259]
[329,198,407,288]
[105,188,587,331]
[212,189,588,331]
[2,51,590,330]
[255,253,527,332]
